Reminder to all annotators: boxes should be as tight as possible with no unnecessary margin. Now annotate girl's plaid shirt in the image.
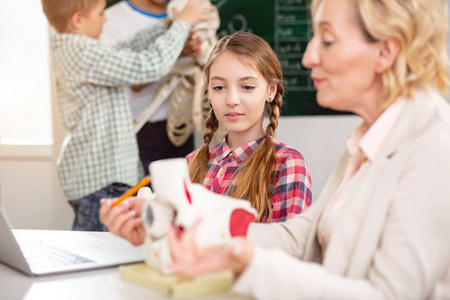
[186,135,312,222]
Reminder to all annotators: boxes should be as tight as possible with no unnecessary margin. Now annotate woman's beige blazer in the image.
[233,90,450,300]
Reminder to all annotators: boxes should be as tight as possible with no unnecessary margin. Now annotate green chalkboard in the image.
[106,0,344,116]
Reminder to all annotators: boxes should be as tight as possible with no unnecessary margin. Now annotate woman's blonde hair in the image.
[311,0,450,106]
[189,31,284,222]
[41,0,102,33]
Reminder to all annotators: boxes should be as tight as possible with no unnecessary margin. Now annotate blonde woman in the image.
[167,0,450,298]
[186,31,312,223]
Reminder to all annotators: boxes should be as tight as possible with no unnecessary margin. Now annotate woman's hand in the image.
[99,197,146,246]
[166,219,255,278]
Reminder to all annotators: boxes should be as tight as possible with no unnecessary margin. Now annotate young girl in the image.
[99,32,312,244]
[186,31,312,223]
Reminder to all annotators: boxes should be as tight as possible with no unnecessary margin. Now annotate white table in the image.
[0,263,252,300]
[0,234,251,300]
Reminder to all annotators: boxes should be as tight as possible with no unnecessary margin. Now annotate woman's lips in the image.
[311,77,325,88]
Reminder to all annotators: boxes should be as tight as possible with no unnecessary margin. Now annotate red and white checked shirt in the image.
[185,135,312,222]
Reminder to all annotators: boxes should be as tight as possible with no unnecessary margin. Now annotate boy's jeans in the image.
[69,183,130,231]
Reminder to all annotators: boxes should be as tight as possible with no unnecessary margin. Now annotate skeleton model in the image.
[134,0,220,146]
[137,158,257,274]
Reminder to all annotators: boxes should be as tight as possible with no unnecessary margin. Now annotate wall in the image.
[0,157,72,230]
[0,67,73,230]
[276,115,361,197]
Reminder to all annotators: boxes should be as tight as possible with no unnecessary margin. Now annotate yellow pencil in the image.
[111,175,151,207]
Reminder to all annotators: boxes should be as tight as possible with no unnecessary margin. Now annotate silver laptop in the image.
[0,206,144,276]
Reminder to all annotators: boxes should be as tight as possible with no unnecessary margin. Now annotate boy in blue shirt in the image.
[41,0,214,231]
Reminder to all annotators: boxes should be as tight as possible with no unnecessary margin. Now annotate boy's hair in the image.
[189,31,284,222]
[41,0,102,33]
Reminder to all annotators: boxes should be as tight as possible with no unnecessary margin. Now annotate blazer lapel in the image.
[302,152,349,263]
[321,90,443,277]
[376,89,441,161]
[321,157,394,275]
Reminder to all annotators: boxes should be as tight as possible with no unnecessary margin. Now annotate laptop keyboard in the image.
[18,239,94,269]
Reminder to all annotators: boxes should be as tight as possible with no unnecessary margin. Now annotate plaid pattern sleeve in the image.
[85,20,190,87]
[113,21,168,52]
[270,143,312,222]
[185,136,312,223]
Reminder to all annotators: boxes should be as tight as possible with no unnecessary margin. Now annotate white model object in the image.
[138,158,257,273]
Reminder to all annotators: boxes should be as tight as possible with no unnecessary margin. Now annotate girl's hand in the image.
[99,197,146,246]
[166,219,255,277]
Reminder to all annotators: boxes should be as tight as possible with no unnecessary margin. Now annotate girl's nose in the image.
[226,90,240,107]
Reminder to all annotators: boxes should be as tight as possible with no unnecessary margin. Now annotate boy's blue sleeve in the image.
[85,20,190,86]
[113,21,168,52]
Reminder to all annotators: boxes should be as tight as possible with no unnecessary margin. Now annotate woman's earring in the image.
[268,98,272,103]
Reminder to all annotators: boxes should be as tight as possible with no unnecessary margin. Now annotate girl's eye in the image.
[242,85,255,91]
[322,40,333,47]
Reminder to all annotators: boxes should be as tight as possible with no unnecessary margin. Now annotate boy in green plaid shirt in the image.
[41,0,215,231]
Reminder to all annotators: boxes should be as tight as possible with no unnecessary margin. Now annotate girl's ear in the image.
[267,83,277,103]
[69,11,84,30]
[375,39,400,74]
